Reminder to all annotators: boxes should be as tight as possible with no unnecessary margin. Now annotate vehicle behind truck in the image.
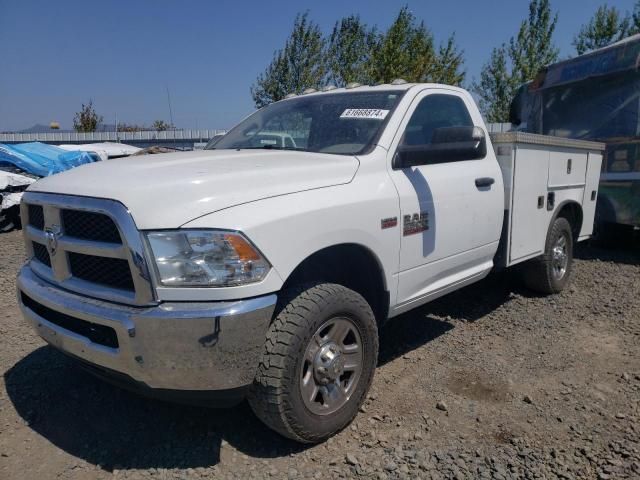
[509,34,640,239]
[16,82,603,443]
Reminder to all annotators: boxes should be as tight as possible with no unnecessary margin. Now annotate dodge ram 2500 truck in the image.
[17,82,604,443]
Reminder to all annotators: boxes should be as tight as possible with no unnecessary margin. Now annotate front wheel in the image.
[522,216,574,294]
[0,206,21,233]
[248,283,378,443]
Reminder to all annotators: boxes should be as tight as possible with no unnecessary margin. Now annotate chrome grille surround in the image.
[21,192,155,306]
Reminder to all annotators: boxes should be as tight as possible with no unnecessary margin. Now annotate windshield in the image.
[541,72,640,140]
[204,133,226,149]
[208,90,405,155]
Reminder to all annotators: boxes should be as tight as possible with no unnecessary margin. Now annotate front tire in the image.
[248,283,378,443]
[0,206,20,233]
[522,216,573,294]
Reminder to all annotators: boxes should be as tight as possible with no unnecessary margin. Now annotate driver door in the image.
[387,89,503,311]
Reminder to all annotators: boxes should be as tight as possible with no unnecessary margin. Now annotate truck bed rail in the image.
[490,132,605,151]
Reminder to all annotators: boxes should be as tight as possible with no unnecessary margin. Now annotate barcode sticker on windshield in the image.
[340,109,390,120]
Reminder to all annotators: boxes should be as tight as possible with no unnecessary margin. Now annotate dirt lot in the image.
[1,229,639,480]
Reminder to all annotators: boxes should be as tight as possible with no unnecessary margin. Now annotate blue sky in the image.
[0,0,637,131]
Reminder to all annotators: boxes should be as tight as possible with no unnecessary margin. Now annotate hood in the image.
[29,149,359,228]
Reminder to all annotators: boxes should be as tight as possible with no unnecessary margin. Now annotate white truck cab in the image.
[17,83,603,443]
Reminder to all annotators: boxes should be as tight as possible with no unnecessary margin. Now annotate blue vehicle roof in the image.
[538,34,640,90]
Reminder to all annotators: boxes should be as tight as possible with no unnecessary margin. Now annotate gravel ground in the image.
[1,229,639,480]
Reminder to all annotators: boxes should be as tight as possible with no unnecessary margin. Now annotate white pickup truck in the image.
[17,82,604,443]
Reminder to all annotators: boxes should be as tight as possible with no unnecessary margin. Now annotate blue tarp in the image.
[0,142,96,177]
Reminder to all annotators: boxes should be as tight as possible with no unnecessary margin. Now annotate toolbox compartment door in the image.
[548,150,588,188]
[509,147,551,263]
[579,151,603,238]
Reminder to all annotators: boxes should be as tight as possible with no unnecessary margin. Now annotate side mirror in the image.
[393,126,487,169]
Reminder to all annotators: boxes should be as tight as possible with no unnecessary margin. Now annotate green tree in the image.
[73,100,103,133]
[327,15,377,86]
[573,5,630,54]
[431,34,466,86]
[371,6,436,83]
[152,120,173,131]
[472,46,517,123]
[631,1,640,33]
[473,0,558,121]
[509,0,559,84]
[251,12,326,108]
[251,52,289,108]
[117,122,145,132]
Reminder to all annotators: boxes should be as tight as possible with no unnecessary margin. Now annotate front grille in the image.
[62,209,122,244]
[23,193,154,306]
[28,204,44,230]
[32,242,51,267]
[21,292,119,349]
[68,252,135,291]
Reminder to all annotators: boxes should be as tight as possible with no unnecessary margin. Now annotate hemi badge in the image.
[381,217,398,229]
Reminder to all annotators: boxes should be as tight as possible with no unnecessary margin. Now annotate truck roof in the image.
[278,82,468,102]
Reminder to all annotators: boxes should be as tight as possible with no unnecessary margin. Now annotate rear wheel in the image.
[248,283,378,443]
[522,217,573,294]
[592,197,617,247]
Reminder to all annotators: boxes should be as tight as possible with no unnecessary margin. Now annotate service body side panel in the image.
[509,146,551,263]
[491,132,605,266]
[580,152,603,238]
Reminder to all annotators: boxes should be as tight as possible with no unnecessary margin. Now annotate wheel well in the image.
[556,202,583,240]
[596,194,617,224]
[282,244,389,324]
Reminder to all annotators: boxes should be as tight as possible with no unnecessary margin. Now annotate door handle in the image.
[475,177,495,188]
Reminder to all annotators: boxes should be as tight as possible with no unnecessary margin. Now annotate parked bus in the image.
[510,34,640,238]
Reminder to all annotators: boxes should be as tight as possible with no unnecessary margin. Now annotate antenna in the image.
[166,86,176,148]
[166,86,174,129]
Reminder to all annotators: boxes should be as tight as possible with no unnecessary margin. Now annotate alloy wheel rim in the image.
[551,233,569,280]
[300,317,363,416]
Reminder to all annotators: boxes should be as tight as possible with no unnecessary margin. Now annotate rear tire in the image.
[248,283,378,443]
[591,197,617,247]
[522,217,573,294]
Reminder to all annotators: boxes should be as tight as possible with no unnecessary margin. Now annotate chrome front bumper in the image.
[17,265,276,391]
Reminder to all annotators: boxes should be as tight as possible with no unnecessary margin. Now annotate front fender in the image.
[182,179,401,304]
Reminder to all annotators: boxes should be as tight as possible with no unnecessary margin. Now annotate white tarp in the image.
[58,142,141,160]
[0,170,35,210]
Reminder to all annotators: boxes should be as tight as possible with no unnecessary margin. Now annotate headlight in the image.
[145,230,270,287]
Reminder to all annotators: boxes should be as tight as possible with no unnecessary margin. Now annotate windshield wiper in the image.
[238,145,281,150]
[233,145,307,151]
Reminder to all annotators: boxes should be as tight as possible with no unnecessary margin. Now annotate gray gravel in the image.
[1,229,639,480]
